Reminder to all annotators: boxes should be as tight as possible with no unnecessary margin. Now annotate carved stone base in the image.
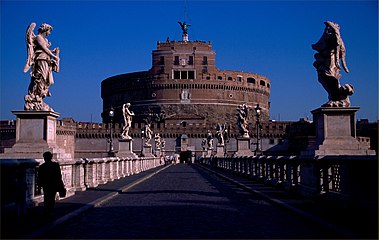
[155,148,161,157]
[215,145,225,157]
[142,145,154,157]
[302,107,375,156]
[0,110,71,160]
[235,138,253,157]
[206,148,213,158]
[117,139,138,159]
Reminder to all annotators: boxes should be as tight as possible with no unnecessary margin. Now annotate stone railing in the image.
[202,155,378,210]
[1,156,162,210]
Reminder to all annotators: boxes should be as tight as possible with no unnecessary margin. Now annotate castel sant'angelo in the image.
[1,21,376,158]
[101,22,271,126]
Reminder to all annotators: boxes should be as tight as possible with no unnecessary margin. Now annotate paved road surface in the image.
[41,164,341,239]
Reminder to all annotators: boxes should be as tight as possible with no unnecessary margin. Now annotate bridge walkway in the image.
[1,163,377,239]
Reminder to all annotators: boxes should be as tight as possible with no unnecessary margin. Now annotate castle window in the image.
[202,66,208,73]
[267,83,270,88]
[174,71,180,79]
[247,77,256,84]
[203,56,208,65]
[228,77,233,81]
[181,71,188,79]
[217,76,223,80]
[160,56,164,65]
[237,76,243,82]
[173,70,195,80]
[189,56,193,65]
[174,56,179,65]
[159,66,164,74]
[260,80,266,86]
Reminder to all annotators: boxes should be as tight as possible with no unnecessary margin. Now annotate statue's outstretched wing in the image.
[23,22,36,73]
[178,21,183,30]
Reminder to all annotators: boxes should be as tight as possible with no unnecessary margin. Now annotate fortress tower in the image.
[101,23,271,127]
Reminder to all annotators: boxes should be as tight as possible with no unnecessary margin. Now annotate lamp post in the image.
[108,107,114,156]
[140,129,145,157]
[254,104,262,156]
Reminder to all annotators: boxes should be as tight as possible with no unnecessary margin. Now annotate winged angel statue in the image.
[23,22,60,111]
[312,21,353,107]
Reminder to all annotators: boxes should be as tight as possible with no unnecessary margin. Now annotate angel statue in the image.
[312,21,353,107]
[23,22,60,111]
[201,138,207,151]
[206,130,214,149]
[121,103,135,140]
[161,138,166,149]
[237,104,249,138]
[143,124,153,147]
[154,133,161,149]
[216,123,227,146]
[178,21,191,35]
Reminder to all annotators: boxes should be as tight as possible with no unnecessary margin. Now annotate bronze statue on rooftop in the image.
[178,21,191,35]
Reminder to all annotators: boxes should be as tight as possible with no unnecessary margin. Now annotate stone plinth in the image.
[142,145,154,157]
[117,139,138,158]
[206,148,213,157]
[155,148,161,157]
[235,137,253,157]
[1,110,71,159]
[215,145,225,157]
[302,107,375,156]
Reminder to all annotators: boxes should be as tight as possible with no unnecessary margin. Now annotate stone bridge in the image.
[1,154,377,239]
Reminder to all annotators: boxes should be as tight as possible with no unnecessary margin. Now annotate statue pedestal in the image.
[182,34,189,42]
[235,137,253,157]
[302,107,375,156]
[206,148,213,158]
[1,110,71,159]
[155,148,161,157]
[215,145,225,157]
[117,139,138,158]
[142,145,154,157]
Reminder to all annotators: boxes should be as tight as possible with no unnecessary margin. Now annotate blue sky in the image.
[1,0,378,123]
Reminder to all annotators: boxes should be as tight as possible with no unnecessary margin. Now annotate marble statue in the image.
[206,130,214,149]
[161,138,166,149]
[312,21,354,107]
[143,124,153,146]
[154,133,161,149]
[216,123,227,146]
[201,138,207,151]
[23,23,60,111]
[237,104,249,138]
[121,103,135,139]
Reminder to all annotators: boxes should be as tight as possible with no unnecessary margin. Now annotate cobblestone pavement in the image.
[41,164,343,239]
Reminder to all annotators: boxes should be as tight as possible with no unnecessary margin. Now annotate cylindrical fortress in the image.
[101,39,270,127]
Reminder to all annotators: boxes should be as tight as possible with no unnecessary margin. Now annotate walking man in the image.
[38,151,66,217]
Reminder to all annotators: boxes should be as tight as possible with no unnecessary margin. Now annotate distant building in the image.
[101,27,271,127]
[1,24,376,157]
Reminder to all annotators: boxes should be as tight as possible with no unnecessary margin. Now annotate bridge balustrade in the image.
[204,155,378,208]
[1,156,163,211]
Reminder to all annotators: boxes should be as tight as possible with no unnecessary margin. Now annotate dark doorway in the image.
[179,151,191,163]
